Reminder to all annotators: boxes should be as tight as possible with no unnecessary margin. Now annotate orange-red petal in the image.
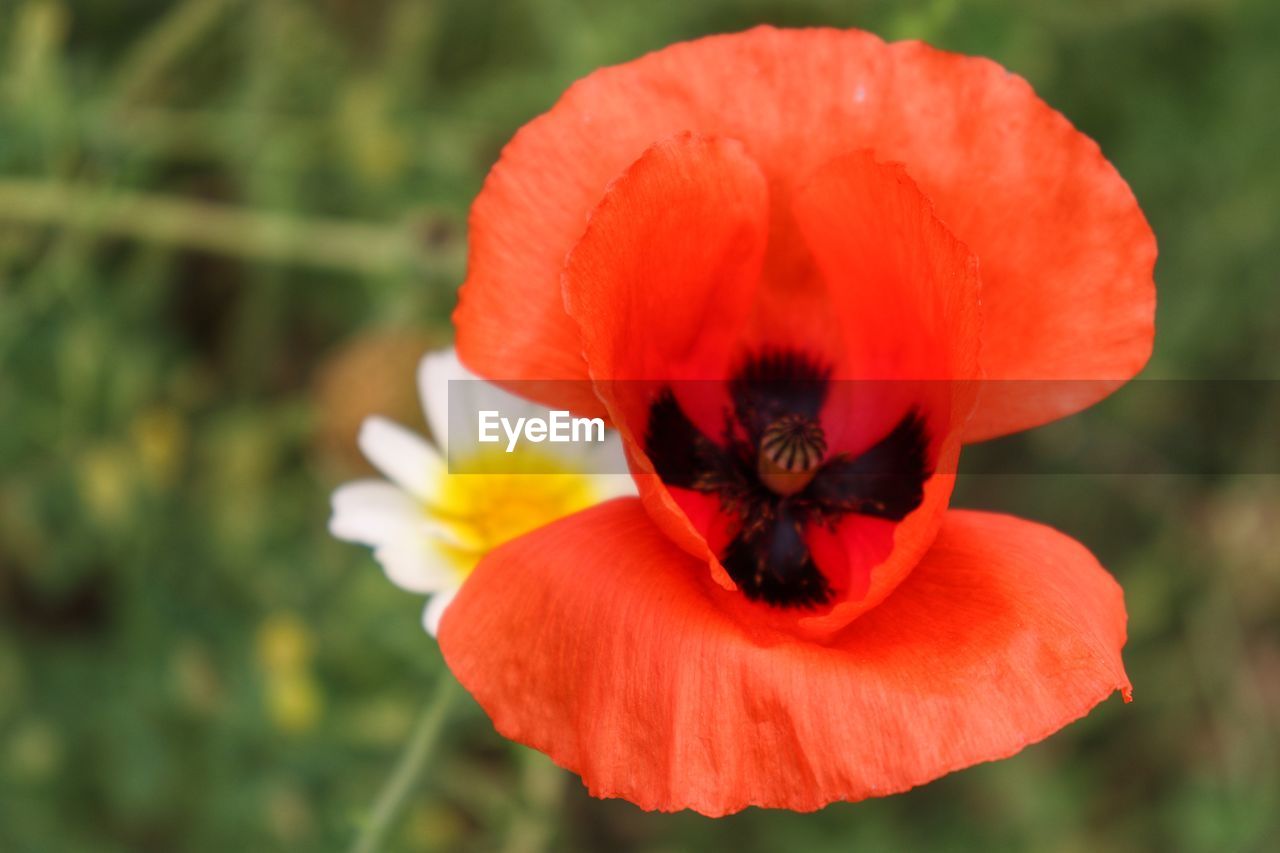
[562,132,770,587]
[438,499,1131,815]
[562,132,769,386]
[454,26,1155,437]
[788,150,981,629]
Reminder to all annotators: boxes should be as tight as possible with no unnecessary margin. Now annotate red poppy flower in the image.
[440,27,1154,815]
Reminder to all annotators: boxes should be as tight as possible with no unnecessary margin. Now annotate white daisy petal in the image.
[422,588,459,637]
[372,542,459,594]
[329,479,422,546]
[331,479,414,513]
[589,432,631,473]
[594,434,639,500]
[357,416,444,501]
[418,348,473,456]
[590,474,640,502]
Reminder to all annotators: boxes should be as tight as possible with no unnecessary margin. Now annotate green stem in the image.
[0,178,426,275]
[350,674,458,853]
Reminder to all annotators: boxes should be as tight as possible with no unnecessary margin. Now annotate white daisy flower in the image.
[328,347,636,635]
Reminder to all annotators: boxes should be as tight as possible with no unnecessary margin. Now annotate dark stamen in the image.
[642,350,933,610]
[796,411,930,522]
[730,349,830,445]
[644,389,734,492]
[758,414,826,496]
[720,500,831,608]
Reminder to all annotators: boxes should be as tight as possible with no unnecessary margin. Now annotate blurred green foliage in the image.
[1,0,1277,850]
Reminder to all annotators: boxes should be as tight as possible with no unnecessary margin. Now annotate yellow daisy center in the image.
[427,446,606,575]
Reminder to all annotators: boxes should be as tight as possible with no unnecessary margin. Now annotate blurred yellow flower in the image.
[257,613,322,733]
[265,670,322,734]
[256,612,313,673]
[78,445,133,524]
[131,406,188,490]
[7,719,62,781]
[337,77,407,185]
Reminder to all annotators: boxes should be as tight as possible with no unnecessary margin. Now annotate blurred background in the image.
[1,0,1277,850]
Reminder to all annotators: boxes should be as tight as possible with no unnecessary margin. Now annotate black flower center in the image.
[644,349,932,609]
